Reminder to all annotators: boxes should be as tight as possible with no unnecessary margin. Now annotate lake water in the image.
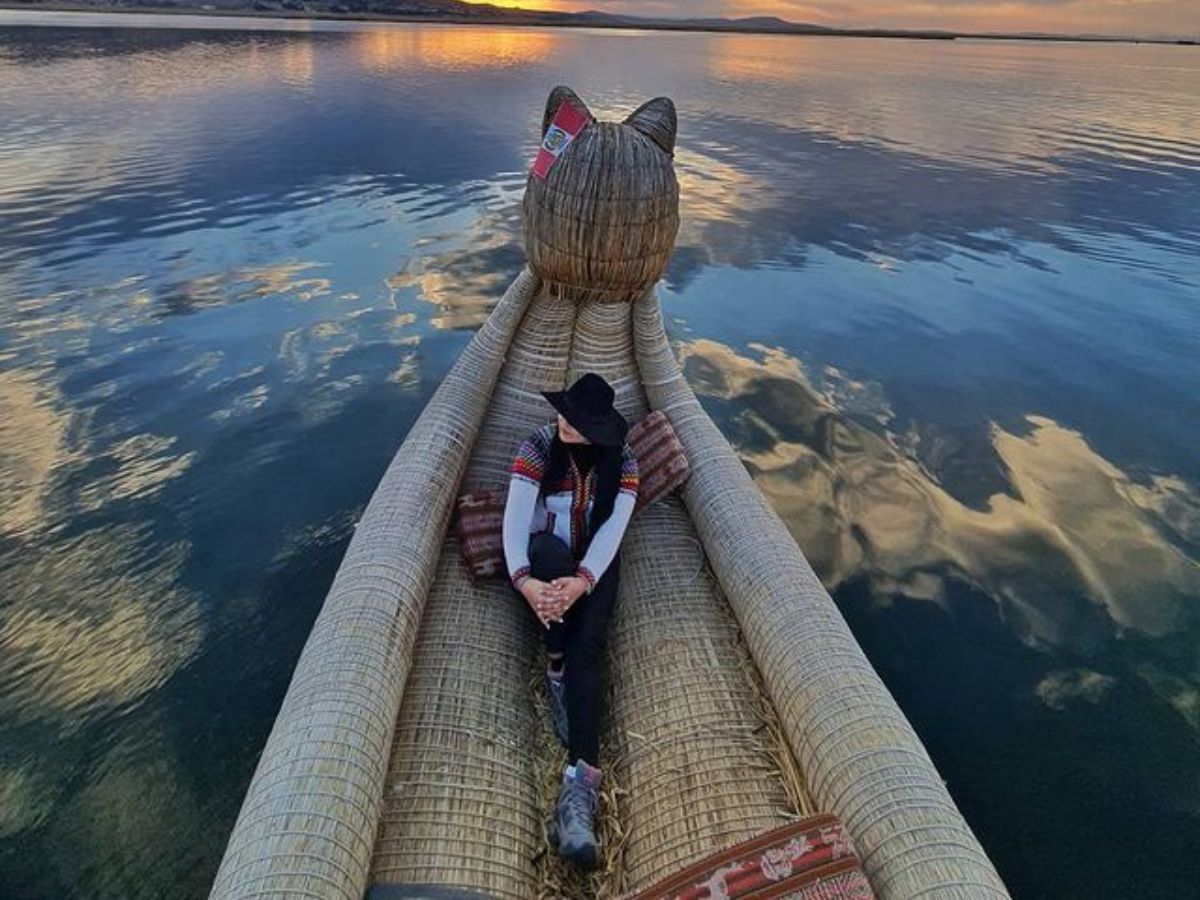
[1,11,1198,899]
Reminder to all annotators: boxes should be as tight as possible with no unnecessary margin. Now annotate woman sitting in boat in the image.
[502,371,639,871]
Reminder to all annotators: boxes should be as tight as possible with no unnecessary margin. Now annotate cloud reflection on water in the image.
[664,111,1200,293]
[388,236,525,331]
[169,261,334,315]
[0,522,202,727]
[384,180,528,330]
[0,370,71,537]
[680,337,1200,653]
[0,367,204,731]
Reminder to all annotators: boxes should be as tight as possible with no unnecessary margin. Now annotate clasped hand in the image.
[521,576,587,628]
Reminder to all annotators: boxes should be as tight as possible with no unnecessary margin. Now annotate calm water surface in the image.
[1,12,1198,899]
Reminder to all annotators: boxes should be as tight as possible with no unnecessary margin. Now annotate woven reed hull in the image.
[211,268,1010,900]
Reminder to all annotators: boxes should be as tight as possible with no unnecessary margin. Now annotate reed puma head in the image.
[523,86,680,303]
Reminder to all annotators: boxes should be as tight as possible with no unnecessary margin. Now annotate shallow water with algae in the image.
[1,12,1198,899]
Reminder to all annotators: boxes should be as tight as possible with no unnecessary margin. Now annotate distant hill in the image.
[572,10,833,32]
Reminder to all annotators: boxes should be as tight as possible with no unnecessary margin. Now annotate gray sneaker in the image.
[548,759,602,870]
[546,668,569,748]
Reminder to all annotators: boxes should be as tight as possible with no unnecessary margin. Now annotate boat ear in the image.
[542,85,594,136]
[624,96,677,155]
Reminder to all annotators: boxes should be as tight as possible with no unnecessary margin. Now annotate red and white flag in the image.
[532,101,590,180]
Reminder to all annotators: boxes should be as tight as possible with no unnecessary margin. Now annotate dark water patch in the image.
[836,575,1200,900]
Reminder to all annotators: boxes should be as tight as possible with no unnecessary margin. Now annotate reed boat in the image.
[209,87,1010,900]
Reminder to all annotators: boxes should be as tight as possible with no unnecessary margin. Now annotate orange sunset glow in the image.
[484,0,563,8]
[472,0,1199,39]
[353,26,554,71]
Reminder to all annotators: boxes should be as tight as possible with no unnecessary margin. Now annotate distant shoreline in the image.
[0,4,954,40]
[0,3,1194,46]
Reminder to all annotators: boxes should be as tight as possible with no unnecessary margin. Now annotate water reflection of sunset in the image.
[703,35,1200,170]
[353,26,554,72]
[674,145,765,239]
[479,0,561,8]
[2,35,319,101]
[705,32,801,83]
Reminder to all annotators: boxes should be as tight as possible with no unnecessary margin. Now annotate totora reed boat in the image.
[209,87,1011,900]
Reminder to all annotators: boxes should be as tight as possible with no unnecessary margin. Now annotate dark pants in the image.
[516,532,620,768]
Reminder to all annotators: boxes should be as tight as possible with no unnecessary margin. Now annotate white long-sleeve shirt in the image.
[502,422,639,593]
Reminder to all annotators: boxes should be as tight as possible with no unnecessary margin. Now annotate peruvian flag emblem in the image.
[532,101,590,180]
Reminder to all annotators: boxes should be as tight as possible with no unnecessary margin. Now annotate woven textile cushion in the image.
[456,489,507,582]
[456,410,689,583]
[627,409,690,513]
[623,814,875,900]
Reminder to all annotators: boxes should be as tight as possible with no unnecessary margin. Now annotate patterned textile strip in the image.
[630,815,838,898]
[625,815,873,900]
[751,859,872,900]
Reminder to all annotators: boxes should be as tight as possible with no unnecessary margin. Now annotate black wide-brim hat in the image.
[542,372,629,447]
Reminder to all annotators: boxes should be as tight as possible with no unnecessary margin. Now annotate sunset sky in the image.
[485,1,1199,39]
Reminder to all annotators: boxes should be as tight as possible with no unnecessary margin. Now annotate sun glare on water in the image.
[476,1,564,10]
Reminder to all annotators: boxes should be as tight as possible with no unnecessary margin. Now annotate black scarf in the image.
[538,433,621,538]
